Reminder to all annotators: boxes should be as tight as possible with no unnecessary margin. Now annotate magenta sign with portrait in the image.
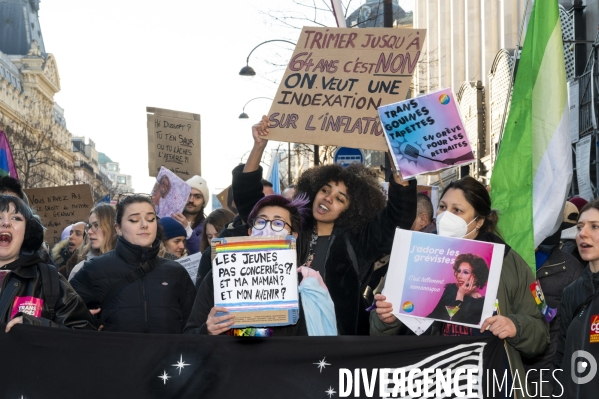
[384,230,504,328]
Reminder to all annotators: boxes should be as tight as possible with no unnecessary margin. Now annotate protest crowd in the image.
[0,111,594,397]
[2,1,599,398]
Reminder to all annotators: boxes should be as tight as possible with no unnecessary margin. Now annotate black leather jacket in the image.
[0,252,96,329]
[70,237,196,334]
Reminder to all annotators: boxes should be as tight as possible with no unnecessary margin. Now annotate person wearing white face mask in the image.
[371,177,549,398]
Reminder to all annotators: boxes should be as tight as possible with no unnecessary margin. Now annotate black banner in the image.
[1,324,505,398]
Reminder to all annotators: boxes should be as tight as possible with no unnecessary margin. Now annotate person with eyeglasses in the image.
[185,194,317,336]
[58,204,117,280]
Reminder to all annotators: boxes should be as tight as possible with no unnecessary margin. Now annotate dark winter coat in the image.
[523,246,583,393]
[51,239,73,269]
[0,251,96,330]
[186,222,204,255]
[555,266,599,377]
[70,236,196,334]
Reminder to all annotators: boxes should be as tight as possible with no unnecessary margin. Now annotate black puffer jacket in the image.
[70,237,196,334]
[0,252,95,330]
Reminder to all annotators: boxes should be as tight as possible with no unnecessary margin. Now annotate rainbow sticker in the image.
[402,301,415,313]
[439,94,450,105]
[214,239,292,253]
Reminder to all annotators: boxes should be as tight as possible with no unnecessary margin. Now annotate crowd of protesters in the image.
[0,116,596,396]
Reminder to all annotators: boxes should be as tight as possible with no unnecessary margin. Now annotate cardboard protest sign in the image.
[176,251,202,283]
[212,236,299,328]
[384,230,504,328]
[147,107,201,180]
[215,186,238,215]
[267,27,425,151]
[378,88,475,178]
[25,185,94,246]
[151,167,191,218]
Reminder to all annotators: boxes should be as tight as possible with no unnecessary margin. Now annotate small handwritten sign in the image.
[267,27,425,151]
[147,107,201,180]
[24,184,94,245]
[212,236,299,328]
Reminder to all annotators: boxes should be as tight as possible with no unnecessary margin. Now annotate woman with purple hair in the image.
[184,194,319,336]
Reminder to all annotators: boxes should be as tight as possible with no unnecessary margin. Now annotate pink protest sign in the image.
[384,230,504,328]
[378,88,475,178]
[11,296,44,319]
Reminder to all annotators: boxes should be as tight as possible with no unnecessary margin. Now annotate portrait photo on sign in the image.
[383,230,504,328]
[151,167,191,218]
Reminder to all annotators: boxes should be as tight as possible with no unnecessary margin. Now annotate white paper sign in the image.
[568,80,580,143]
[175,251,202,283]
[576,135,593,201]
[212,236,299,328]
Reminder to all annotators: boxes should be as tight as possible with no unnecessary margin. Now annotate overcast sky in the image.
[39,0,413,209]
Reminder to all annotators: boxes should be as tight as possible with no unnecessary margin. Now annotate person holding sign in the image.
[0,195,96,332]
[70,195,196,334]
[172,175,209,255]
[185,194,313,336]
[371,177,549,390]
[232,117,417,335]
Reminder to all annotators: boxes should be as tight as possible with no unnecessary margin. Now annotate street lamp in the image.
[239,39,296,77]
[238,97,273,119]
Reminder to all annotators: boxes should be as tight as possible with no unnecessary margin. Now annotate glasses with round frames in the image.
[252,217,291,232]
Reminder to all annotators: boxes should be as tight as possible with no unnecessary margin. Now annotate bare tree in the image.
[0,121,73,189]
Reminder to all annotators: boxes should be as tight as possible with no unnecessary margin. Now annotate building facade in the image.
[0,0,133,198]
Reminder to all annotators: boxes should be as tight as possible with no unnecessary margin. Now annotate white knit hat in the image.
[186,175,209,201]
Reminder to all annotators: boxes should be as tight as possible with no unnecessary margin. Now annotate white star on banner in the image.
[172,354,191,375]
[314,357,331,373]
[158,370,171,385]
[325,386,337,398]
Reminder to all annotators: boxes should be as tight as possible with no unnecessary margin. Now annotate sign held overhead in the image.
[267,27,426,152]
[147,107,201,181]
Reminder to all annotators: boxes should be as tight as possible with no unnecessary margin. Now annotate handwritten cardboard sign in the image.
[212,236,299,328]
[267,27,425,151]
[147,107,201,180]
[24,184,94,246]
[384,230,504,328]
[378,88,475,178]
[151,167,191,218]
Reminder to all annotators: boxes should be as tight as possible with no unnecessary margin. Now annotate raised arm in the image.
[354,174,417,283]
[232,116,270,223]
